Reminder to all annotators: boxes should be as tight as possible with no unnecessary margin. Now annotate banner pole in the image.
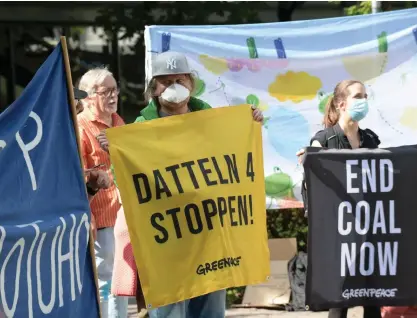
[59,36,102,318]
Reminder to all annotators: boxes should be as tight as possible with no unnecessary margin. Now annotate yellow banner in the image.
[107,105,270,309]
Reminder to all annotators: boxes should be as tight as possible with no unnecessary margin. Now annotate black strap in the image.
[325,126,338,149]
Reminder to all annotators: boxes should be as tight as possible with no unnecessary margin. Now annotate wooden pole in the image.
[59,36,102,318]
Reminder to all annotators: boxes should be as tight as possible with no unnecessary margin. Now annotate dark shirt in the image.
[310,123,380,150]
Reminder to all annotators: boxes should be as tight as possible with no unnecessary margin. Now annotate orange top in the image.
[78,108,125,229]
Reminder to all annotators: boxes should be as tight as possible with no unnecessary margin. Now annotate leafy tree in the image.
[330,1,417,15]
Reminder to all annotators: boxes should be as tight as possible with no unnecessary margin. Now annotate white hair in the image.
[78,67,114,96]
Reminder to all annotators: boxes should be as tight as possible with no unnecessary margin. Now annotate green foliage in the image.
[345,1,372,15]
[330,1,417,16]
[226,286,246,308]
[266,209,308,251]
[226,208,308,308]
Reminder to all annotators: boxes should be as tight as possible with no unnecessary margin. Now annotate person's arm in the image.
[87,169,110,194]
[296,138,323,163]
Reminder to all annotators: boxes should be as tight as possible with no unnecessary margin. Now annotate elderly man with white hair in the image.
[77,68,128,318]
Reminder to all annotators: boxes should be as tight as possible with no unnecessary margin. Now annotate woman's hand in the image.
[96,130,109,153]
[296,141,322,164]
[296,148,306,165]
[251,105,264,122]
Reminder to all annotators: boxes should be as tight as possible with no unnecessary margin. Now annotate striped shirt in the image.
[78,108,125,229]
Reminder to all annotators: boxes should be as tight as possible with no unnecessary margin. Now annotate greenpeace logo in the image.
[196,256,242,275]
[342,288,398,299]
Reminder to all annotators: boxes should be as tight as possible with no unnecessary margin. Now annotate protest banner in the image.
[145,8,417,209]
[108,105,270,308]
[0,41,99,317]
[303,146,417,310]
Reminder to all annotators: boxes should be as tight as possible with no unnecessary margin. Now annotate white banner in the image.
[144,8,417,209]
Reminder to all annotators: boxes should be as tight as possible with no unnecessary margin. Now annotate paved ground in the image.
[224,307,363,317]
[127,298,364,317]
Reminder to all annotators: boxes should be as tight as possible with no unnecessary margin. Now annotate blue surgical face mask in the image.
[348,98,369,122]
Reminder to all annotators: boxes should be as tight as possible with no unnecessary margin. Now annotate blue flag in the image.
[0,44,98,317]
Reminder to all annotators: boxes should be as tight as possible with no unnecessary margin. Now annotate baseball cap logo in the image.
[166,57,177,70]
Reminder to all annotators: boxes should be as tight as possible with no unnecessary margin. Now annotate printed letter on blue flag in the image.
[0,43,98,317]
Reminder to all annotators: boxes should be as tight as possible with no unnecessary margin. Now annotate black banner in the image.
[304,145,417,310]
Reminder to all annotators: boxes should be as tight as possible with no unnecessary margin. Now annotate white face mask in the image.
[160,83,190,104]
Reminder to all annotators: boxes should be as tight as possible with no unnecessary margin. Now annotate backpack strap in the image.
[324,126,339,149]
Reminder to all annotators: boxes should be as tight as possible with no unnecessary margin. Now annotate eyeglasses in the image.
[95,87,120,98]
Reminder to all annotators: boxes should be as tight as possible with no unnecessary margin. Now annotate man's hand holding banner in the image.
[108,105,270,309]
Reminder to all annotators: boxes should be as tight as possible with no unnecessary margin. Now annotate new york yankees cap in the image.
[152,51,191,77]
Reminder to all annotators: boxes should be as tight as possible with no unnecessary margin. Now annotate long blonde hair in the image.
[324,80,363,127]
